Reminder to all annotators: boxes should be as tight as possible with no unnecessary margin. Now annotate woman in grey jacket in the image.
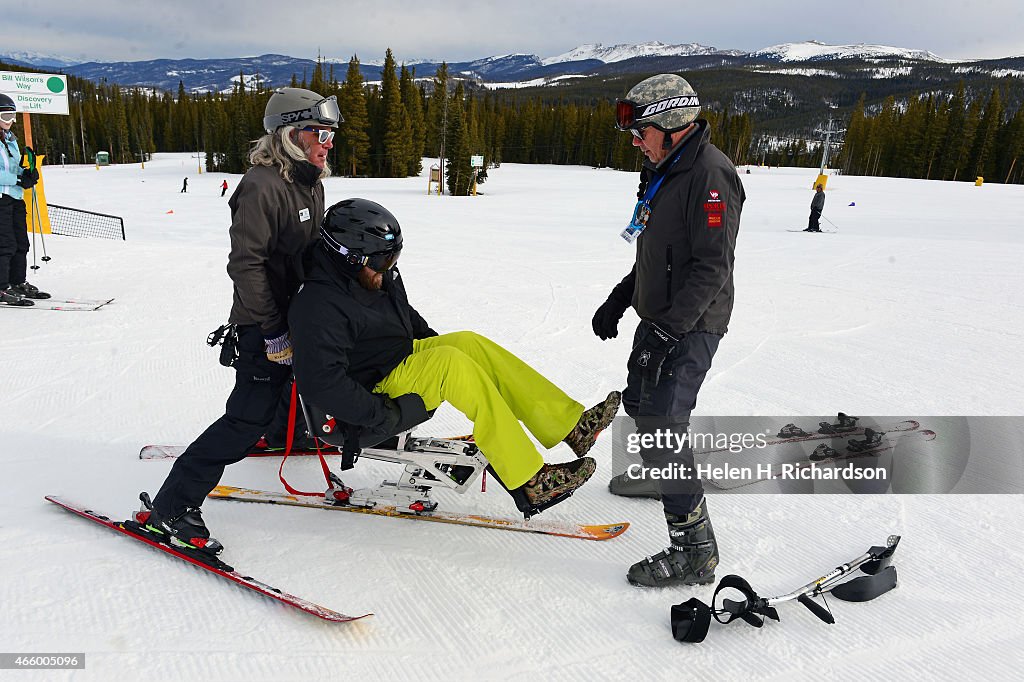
[144,88,341,555]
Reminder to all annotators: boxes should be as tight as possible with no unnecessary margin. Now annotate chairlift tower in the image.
[813,115,845,190]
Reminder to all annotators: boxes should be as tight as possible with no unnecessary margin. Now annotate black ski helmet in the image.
[0,93,16,113]
[321,198,403,272]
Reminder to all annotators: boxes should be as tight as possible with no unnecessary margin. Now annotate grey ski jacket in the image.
[226,163,325,335]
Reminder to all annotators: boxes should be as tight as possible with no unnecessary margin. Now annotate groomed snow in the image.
[2,154,1022,680]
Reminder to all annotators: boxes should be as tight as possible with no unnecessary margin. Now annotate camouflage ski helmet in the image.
[616,74,701,134]
[262,87,342,134]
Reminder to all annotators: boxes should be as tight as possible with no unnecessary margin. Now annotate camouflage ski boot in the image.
[522,457,597,506]
[563,391,622,457]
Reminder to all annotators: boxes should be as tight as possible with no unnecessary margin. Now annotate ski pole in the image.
[822,215,841,231]
[31,188,50,266]
[23,147,50,270]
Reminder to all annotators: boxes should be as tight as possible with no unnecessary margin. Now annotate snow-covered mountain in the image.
[0,50,81,68]
[24,39,1018,94]
[541,41,741,65]
[751,40,946,63]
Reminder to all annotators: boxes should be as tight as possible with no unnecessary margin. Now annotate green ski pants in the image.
[374,331,584,489]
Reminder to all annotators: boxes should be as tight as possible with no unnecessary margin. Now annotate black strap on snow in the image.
[671,598,712,643]
[713,574,780,627]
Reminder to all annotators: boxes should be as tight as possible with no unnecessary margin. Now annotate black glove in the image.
[592,296,631,340]
[18,168,38,189]
[628,322,679,387]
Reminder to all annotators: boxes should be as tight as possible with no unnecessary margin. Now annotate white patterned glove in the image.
[264,331,293,365]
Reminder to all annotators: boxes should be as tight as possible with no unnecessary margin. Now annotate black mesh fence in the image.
[46,203,126,240]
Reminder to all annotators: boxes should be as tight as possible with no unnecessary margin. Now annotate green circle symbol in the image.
[47,77,65,94]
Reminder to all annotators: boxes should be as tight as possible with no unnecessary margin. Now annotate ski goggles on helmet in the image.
[615,95,701,132]
[301,127,336,144]
[0,112,16,124]
[362,248,401,272]
[322,232,402,272]
[277,95,343,128]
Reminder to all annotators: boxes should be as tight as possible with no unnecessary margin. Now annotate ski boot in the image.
[847,429,883,452]
[818,412,860,434]
[564,391,622,457]
[135,492,224,557]
[10,281,51,300]
[809,443,839,461]
[608,469,661,499]
[778,423,811,438]
[522,457,597,506]
[0,286,33,306]
[628,499,718,588]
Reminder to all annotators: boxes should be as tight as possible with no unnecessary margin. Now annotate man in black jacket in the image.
[143,88,341,556]
[289,198,620,515]
[593,74,744,587]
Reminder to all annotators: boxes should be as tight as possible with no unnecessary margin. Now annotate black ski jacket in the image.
[811,189,825,212]
[608,119,744,336]
[288,247,436,431]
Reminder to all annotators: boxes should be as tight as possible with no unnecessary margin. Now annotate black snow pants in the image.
[152,325,297,515]
[621,320,722,517]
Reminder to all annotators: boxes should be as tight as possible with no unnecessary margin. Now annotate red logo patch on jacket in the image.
[704,190,725,227]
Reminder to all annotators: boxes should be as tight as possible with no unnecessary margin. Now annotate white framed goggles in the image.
[0,112,16,124]
[301,127,335,144]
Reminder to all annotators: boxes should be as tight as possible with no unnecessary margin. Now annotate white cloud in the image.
[12,0,1024,63]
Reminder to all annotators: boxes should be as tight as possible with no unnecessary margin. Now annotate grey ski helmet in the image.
[321,198,403,272]
[615,74,701,134]
[262,87,342,134]
[0,93,16,112]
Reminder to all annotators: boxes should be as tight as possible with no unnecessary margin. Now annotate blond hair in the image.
[248,127,331,182]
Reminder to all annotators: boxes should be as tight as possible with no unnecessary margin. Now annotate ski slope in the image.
[2,154,1022,680]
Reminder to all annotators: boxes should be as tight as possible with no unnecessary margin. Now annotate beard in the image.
[357,267,384,291]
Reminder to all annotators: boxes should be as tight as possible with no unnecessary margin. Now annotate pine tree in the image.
[426,62,449,158]
[380,49,408,177]
[401,65,426,175]
[445,82,472,195]
[339,56,371,176]
[968,87,1002,181]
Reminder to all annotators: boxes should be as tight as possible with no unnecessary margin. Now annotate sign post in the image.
[1,71,70,234]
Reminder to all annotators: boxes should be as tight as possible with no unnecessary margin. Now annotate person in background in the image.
[141,88,340,556]
[804,184,825,232]
[0,94,48,307]
[221,179,229,197]
[595,74,744,588]
[181,177,189,193]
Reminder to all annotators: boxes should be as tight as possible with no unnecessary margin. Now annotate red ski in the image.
[45,495,371,623]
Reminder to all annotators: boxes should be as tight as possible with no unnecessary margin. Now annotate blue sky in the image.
[15,0,1024,63]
